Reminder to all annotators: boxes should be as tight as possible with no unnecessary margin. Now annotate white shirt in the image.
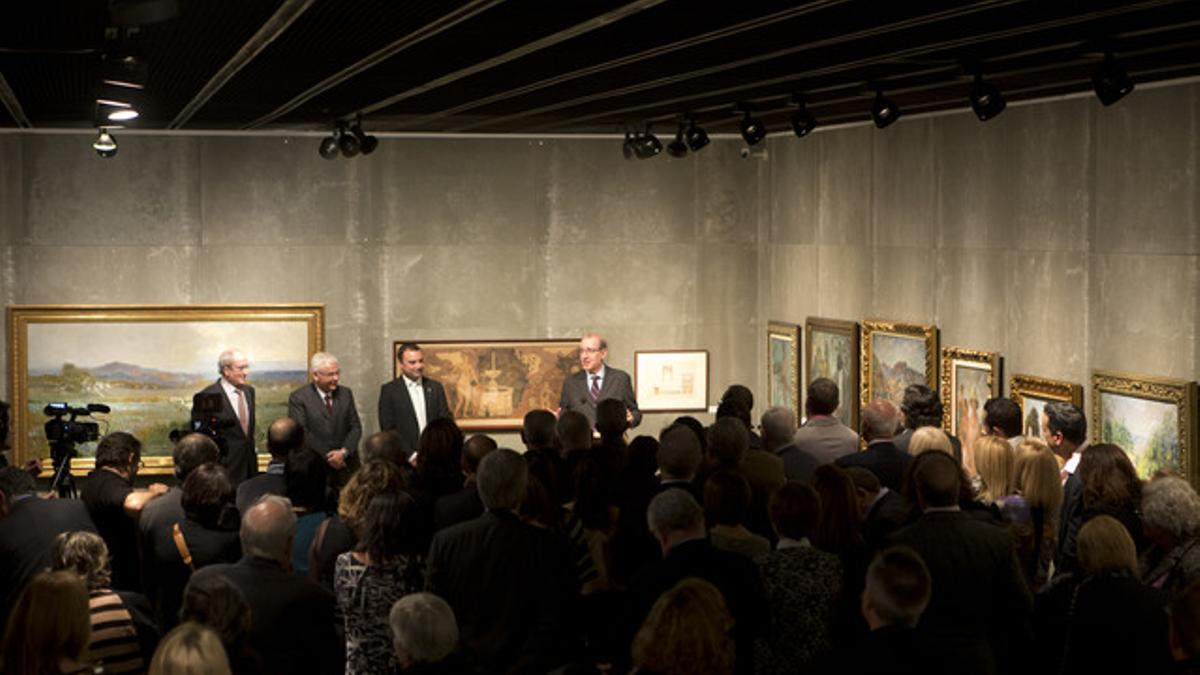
[220,378,247,427]
[405,376,428,433]
[313,383,333,407]
[1062,447,1084,483]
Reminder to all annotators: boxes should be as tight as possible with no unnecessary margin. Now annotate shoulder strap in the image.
[173,522,195,571]
[307,516,332,583]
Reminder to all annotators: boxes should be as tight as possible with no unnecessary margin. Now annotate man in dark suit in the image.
[837,399,911,490]
[0,466,97,630]
[426,448,578,673]
[288,352,362,483]
[1045,401,1088,577]
[192,348,257,485]
[236,417,302,514]
[887,452,1032,675]
[762,405,819,483]
[559,333,641,429]
[432,433,497,532]
[378,342,452,455]
[846,466,910,551]
[187,494,340,675]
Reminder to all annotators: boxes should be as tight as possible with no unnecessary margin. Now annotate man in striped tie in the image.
[192,349,257,486]
[557,333,641,431]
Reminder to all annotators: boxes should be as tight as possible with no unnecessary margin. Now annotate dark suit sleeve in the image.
[287,388,309,429]
[618,370,642,428]
[378,382,396,433]
[343,390,362,456]
[559,376,575,413]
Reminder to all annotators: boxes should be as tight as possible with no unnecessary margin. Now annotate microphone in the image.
[87,403,111,414]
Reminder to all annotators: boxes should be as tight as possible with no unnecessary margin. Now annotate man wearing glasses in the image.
[559,333,641,430]
[288,352,362,483]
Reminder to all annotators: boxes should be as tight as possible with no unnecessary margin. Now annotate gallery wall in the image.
[0,80,1196,457]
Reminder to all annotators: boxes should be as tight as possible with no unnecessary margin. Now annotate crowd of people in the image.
[1,366,1200,675]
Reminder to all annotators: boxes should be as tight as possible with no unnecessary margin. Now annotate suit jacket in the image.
[432,482,484,533]
[0,496,97,630]
[193,379,257,485]
[773,442,820,483]
[559,366,642,429]
[378,376,452,453]
[793,415,860,465]
[1054,471,1084,577]
[862,488,911,551]
[835,440,911,490]
[189,556,340,675]
[287,383,363,457]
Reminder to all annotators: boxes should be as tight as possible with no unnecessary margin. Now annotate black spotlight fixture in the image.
[666,122,689,158]
[968,74,1007,121]
[684,119,710,152]
[1092,53,1135,106]
[870,89,901,129]
[634,125,663,159]
[350,114,378,156]
[318,128,340,160]
[790,96,818,138]
[337,122,360,158]
[92,128,118,158]
[736,104,767,145]
[622,129,636,160]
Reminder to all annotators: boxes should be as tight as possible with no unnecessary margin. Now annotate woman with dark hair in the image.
[177,574,258,675]
[896,385,962,463]
[413,418,466,500]
[812,463,870,648]
[1057,443,1146,576]
[704,469,770,559]
[1,570,93,674]
[632,578,735,675]
[286,448,332,576]
[311,460,407,590]
[144,462,240,630]
[335,492,426,675]
[51,531,159,673]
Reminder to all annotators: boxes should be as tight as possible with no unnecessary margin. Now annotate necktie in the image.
[324,393,333,416]
[590,375,600,401]
[235,388,249,436]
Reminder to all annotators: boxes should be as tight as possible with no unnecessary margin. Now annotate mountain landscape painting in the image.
[870,332,929,407]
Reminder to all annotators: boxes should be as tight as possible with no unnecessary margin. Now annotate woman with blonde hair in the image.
[632,578,734,675]
[148,622,231,675]
[0,570,93,675]
[907,426,954,457]
[1006,439,1063,590]
[973,435,1015,502]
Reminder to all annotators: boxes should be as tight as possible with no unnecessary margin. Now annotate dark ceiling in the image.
[1,0,1198,136]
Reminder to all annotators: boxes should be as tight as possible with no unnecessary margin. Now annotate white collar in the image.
[588,365,607,380]
[314,383,333,399]
[404,375,423,389]
[220,378,241,395]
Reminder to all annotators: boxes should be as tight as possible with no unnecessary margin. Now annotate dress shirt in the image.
[1061,447,1084,483]
[405,376,428,434]
[220,378,247,428]
[588,365,606,396]
[313,383,334,408]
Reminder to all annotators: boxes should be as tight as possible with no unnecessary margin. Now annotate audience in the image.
[793,377,859,465]
[141,433,220,570]
[311,459,406,589]
[389,593,462,674]
[704,469,770,558]
[838,546,933,675]
[895,385,962,463]
[907,426,955,457]
[148,622,231,675]
[846,466,909,552]
[1006,440,1063,591]
[718,384,762,449]
[236,418,301,513]
[762,405,817,483]
[1057,442,1145,576]
[1140,476,1200,601]
[1,570,93,675]
[812,463,870,647]
[177,574,258,674]
[432,433,497,532]
[1170,580,1200,673]
[632,578,735,675]
[973,435,1015,503]
[982,397,1024,449]
[836,399,910,489]
[285,448,332,576]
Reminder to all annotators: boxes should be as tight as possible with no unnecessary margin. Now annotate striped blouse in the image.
[88,589,145,675]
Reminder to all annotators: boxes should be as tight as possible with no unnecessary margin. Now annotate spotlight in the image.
[622,130,635,160]
[667,123,689,158]
[684,120,710,152]
[318,131,339,160]
[871,89,901,129]
[737,106,767,146]
[1092,53,1134,106]
[350,114,378,156]
[969,75,1006,121]
[790,99,817,138]
[92,129,118,158]
[338,125,360,158]
[634,128,662,159]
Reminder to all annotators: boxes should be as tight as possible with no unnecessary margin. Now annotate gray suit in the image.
[792,415,859,465]
[559,365,641,429]
[287,383,363,458]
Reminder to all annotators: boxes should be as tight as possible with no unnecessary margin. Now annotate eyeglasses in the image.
[580,347,604,354]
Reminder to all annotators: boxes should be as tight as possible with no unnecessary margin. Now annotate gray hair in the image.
[241,495,297,562]
[646,488,704,536]
[861,399,900,441]
[217,349,246,374]
[1142,476,1200,541]
[50,531,111,590]
[309,352,338,373]
[389,593,458,665]
[476,448,527,511]
[657,425,702,480]
[761,406,797,443]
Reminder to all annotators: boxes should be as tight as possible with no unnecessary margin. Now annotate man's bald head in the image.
[363,431,407,467]
[913,452,961,509]
[861,399,900,442]
[267,417,304,460]
[241,495,297,564]
[462,434,498,475]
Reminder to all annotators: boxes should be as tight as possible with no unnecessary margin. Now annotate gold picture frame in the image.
[860,319,938,411]
[8,304,325,475]
[1091,370,1198,485]
[939,347,1001,439]
[805,317,859,430]
[766,321,802,421]
[1009,373,1084,441]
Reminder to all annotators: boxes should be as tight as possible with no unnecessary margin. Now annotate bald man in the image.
[836,399,911,490]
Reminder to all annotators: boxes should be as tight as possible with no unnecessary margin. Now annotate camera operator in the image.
[193,348,257,486]
[80,431,167,592]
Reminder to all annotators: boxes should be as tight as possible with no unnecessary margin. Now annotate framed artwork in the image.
[634,350,709,412]
[1009,374,1084,441]
[1092,370,1198,484]
[860,320,938,410]
[805,317,859,429]
[392,339,579,430]
[766,321,801,421]
[940,347,1001,455]
[8,304,324,475]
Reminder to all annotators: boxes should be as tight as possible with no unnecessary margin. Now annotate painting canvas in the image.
[861,320,937,410]
[1021,395,1054,440]
[8,305,323,474]
[1092,370,1198,483]
[393,340,579,430]
[806,317,859,429]
[767,322,801,420]
[634,350,709,412]
[940,348,1001,464]
[1010,374,1084,443]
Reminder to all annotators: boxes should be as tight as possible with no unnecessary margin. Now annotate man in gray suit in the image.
[287,352,362,476]
[558,333,641,429]
[378,342,453,454]
[794,377,859,465]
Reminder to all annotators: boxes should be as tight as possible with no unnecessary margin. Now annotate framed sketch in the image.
[940,348,1001,455]
[1009,374,1084,441]
[767,321,801,420]
[8,304,324,475]
[1092,370,1198,484]
[860,320,938,410]
[634,350,709,412]
[391,339,579,431]
[805,317,859,429]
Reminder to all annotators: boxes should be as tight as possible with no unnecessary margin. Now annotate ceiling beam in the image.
[0,72,32,128]
[168,0,318,129]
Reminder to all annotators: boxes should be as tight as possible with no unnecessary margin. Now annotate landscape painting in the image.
[806,317,859,429]
[1010,374,1083,443]
[394,340,579,430]
[1092,370,1198,483]
[861,320,937,410]
[767,322,801,420]
[8,305,323,473]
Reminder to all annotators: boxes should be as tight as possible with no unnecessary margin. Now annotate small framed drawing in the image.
[766,321,801,421]
[805,317,859,430]
[1092,370,1198,484]
[940,348,1001,452]
[860,319,938,410]
[1009,374,1084,441]
[634,350,709,412]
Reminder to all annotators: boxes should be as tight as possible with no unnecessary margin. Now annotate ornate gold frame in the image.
[1091,369,1198,486]
[805,317,859,430]
[766,321,802,422]
[860,319,938,410]
[939,346,1001,434]
[8,304,324,475]
[1009,373,1083,409]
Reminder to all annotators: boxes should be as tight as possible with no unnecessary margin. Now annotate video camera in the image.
[44,401,109,498]
[170,392,231,459]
